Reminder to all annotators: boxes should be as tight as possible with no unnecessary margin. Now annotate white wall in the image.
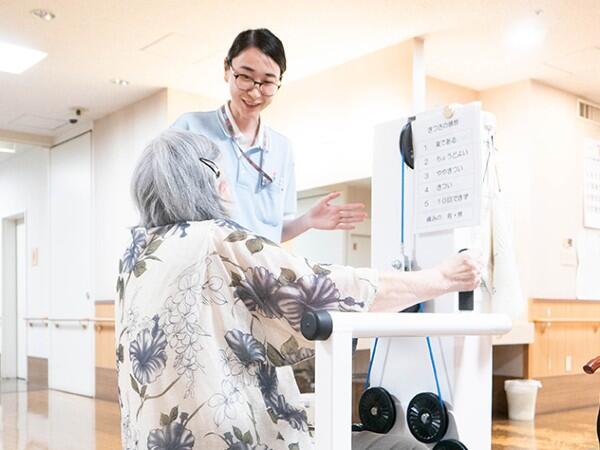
[480,81,534,300]
[264,40,415,190]
[0,148,50,359]
[264,40,479,191]
[93,90,169,300]
[529,82,600,299]
[481,81,600,299]
[93,88,219,300]
[167,88,220,124]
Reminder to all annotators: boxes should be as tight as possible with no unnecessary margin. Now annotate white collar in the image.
[224,102,265,150]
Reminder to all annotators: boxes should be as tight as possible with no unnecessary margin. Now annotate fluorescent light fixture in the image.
[0,145,16,154]
[506,15,546,51]
[0,42,47,74]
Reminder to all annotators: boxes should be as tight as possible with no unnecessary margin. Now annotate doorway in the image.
[1,214,28,388]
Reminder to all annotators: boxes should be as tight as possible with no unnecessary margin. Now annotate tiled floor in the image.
[0,385,598,449]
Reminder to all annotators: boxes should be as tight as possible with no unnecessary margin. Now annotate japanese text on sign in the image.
[584,139,600,229]
[412,103,482,233]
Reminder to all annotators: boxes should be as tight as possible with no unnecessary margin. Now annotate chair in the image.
[583,356,600,443]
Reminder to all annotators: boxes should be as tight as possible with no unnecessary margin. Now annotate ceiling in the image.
[0,0,599,140]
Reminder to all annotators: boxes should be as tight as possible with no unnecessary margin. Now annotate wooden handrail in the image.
[533,318,600,323]
[93,317,115,332]
[533,318,600,333]
[92,317,115,323]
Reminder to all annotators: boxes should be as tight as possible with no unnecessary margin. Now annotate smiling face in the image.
[224,47,281,122]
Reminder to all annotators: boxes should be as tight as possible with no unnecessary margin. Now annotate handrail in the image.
[18,317,116,330]
[92,317,115,323]
[533,318,600,323]
[24,317,49,328]
[533,317,600,333]
[47,318,89,329]
[92,317,115,332]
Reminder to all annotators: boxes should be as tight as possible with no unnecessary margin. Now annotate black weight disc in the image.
[406,392,449,443]
[433,439,468,450]
[358,387,396,434]
[399,118,415,169]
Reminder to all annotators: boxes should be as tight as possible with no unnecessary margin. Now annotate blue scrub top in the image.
[171,108,297,243]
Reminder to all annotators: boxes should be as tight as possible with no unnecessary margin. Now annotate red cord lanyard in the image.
[219,105,273,189]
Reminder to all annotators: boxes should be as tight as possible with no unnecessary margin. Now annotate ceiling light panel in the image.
[0,42,47,74]
[506,16,546,52]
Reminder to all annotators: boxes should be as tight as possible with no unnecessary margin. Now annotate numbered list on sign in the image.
[412,104,482,233]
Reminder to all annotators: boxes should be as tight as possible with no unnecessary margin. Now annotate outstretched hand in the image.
[306,192,368,231]
[436,252,482,293]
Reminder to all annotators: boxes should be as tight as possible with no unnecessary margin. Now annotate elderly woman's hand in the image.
[370,252,483,313]
[306,192,368,231]
[435,252,482,293]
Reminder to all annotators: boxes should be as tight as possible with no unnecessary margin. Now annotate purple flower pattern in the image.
[129,316,168,386]
[116,220,376,450]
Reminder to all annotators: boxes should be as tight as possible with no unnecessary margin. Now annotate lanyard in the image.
[219,105,273,190]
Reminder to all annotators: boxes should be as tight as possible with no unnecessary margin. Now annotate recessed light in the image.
[30,9,56,21]
[0,42,47,74]
[110,78,130,86]
[506,11,546,52]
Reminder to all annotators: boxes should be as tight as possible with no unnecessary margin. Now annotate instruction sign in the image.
[584,139,600,229]
[412,103,482,233]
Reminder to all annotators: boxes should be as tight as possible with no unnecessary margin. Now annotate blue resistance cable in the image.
[364,124,444,409]
[364,129,407,391]
[419,303,444,406]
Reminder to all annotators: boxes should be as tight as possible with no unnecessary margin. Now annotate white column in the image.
[412,37,426,114]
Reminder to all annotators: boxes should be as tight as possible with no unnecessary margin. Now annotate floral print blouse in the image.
[116,220,378,450]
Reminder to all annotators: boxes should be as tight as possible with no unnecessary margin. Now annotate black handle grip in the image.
[458,249,474,311]
[301,310,333,341]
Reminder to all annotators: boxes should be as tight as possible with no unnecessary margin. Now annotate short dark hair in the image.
[226,28,286,78]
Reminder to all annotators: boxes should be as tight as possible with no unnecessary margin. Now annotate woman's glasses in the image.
[230,66,280,97]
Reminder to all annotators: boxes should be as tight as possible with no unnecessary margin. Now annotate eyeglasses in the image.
[199,157,220,178]
[230,66,280,97]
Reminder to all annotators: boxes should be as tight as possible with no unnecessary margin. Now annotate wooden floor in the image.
[492,408,599,450]
[0,385,598,449]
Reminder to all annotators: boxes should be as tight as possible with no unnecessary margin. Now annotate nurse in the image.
[172,28,366,243]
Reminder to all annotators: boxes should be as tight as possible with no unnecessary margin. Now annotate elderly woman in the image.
[116,129,480,450]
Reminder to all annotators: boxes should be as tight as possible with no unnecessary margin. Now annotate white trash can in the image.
[504,379,542,421]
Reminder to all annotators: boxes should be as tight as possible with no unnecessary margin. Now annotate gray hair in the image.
[131,129,228,227]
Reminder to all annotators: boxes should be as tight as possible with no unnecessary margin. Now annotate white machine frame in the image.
[306,103,513,449]
[308,311,511,449]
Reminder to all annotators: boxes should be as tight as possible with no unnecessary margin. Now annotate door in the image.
[49,132,94,396]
